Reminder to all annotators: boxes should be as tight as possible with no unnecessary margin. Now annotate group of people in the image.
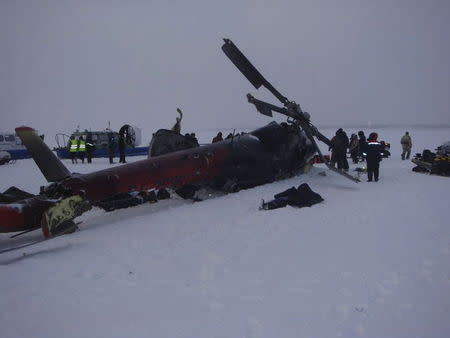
[329,129,372,169]
[212,131,244,143]
[107,133,127,164]
[67,132,127,165]
[329,129,413,182]
[67,134,95,164]
[329,129,383,181]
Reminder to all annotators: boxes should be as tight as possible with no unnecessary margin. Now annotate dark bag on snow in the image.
[261,183,324,210]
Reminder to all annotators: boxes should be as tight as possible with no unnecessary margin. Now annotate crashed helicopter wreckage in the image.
[0,39,359,248]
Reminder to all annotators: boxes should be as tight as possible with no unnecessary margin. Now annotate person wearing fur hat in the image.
[357,130,367,160]
[364,132,383,182]
[349,133,359,164]
[329,128,349,170]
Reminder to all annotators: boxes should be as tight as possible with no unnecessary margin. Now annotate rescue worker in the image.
[68,135,78,164]
[400,131,412,160]
[171,108,183,134]
[108,133,116,164]
[358,130,367,160]
[340,129,350,170]
[330,128,349,171]
[364,132,383,182]
[77,136,86,164]
[85,132,95,163]
[212,132,223,143]
[349,133,359,164]
[118,133,126,163]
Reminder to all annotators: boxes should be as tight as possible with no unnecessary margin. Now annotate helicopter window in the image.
[5,135,15,142]
[0,135,3,142]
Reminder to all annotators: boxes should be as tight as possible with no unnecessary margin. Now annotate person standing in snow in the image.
[357,130,367,161]
[77,136,86,164]
[330,128,349,171]
[400,131,412,160]
[68,135,78,164]
[364,132,383,182]
[349,133,359,164]
[85,132,95,163]
[212,132,223,143]
[107,133,116,164]
[118,133,126,163]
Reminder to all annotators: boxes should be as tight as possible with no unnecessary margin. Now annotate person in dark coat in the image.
[107,133,116,164]
[118,134,126,163]
[349,133,359,164]
[212,132,223,143]
[77,136,86,164]
[85,132,95,163]
[358,130,367,160]
[330,128,349,171]
[340,129,350,169]
[364,132,383,182]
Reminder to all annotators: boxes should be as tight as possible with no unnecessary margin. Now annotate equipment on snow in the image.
[41,195,91,238]
[260,183,324,210]
[412,142,450,177]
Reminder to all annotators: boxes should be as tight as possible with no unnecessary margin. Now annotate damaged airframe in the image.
[0,39,358,245]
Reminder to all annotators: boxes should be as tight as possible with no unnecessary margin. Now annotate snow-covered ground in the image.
[0,126,449,338]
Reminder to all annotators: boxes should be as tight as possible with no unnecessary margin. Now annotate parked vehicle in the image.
[54,124,148,159]
[0,131,32,160]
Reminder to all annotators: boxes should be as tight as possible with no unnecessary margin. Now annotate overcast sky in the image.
[1,0,449,141]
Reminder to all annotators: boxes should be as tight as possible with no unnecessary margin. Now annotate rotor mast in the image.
[221,38,359,182]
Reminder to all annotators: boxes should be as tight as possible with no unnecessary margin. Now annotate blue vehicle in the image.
[54,124,149,159]
[0,131,34,160]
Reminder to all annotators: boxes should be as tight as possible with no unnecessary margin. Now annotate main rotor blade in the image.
[306,124,332,148]
[222,39,288,105]
[221,39,265,89]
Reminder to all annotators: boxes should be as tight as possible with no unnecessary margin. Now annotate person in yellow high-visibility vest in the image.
[77,136,87,164]
[67,136,78,164]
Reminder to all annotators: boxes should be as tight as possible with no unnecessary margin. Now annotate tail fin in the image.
[15,126,71,182]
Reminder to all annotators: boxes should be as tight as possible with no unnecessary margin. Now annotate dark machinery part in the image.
[222,38,359,182]
[119,124,136,147]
